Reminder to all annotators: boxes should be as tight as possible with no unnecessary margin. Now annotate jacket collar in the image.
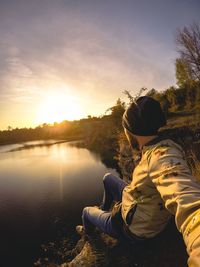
[144,135,165,147]
[141,134,170,153]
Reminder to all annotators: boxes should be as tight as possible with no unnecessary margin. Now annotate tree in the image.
[123,90,134,104]
[7,126,12,131]
[107,98,125,118]
[176,22,200,82]
[106,98,126,128]
[135,87,148,99]
[165,86,179,111]
[175,58,193,87]
[123,87,147,104]
[146,88,157,98]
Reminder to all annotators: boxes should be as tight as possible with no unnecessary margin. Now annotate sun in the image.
[36,92,82,124]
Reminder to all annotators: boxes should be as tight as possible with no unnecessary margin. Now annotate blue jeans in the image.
[82,173,127,238]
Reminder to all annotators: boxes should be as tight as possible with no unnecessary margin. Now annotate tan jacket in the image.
[121,139,200,266]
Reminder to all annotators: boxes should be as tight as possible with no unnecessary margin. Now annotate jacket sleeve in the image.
[148,142,200,265]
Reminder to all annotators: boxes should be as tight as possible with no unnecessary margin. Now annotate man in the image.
[77,96,200,267]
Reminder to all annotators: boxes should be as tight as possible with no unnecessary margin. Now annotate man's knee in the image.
[82,206,97,218]
[82,207,90,219]
[103,173,113,185]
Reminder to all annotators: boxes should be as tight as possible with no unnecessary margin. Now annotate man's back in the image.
[121,138,200,246]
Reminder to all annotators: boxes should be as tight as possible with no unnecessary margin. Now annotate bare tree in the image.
[123,90,134,103]
[123,87,147,104]
[176,22,200,82]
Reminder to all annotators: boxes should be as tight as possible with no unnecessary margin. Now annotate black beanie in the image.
[122,96,166,136]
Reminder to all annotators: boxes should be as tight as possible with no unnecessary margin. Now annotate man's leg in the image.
[101,173,127,211]
[78,173,127,238]
[82,206,119,238]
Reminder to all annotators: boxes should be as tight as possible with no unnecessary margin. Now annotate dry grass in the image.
[188,150,200,181]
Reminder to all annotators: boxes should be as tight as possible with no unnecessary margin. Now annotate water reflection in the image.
[0,140,119,267]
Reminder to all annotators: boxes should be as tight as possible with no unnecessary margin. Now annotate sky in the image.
[0,0,199,130]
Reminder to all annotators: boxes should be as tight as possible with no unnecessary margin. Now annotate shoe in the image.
[76,225,85,236]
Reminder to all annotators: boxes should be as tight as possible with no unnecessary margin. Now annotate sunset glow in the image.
[36,92,82,124]
[0,0,199,130]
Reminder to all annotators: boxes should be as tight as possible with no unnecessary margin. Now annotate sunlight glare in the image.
[36,92,82,124]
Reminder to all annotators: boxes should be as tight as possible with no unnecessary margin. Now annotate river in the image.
[0,140,119,267]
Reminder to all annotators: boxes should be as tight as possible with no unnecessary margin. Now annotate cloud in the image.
[0,0,176,102]
[0,0,199,128]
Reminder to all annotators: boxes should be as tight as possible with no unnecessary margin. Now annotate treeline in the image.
[0,96,125,146]
[0,82,199,146]
[146,82,200,115]
[0,118,101,145]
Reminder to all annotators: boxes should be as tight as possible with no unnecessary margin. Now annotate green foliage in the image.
[175,58,193,87]
[106,98,125,128]
[165,87,186,111]
[146,88,170,114]
[146,81,200,114]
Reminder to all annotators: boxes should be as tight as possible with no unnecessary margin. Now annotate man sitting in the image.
[77,96,200,267]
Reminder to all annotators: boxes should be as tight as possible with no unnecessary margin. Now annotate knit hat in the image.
[122,96,166,136]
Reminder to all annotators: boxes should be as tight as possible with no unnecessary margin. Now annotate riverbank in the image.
[34,219,188,267]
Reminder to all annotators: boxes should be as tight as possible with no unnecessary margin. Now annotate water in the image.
[0,140,119,267]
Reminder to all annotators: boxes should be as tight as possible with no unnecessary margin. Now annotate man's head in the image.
[122,96,166,149]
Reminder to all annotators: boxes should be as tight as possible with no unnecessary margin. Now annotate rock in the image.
[60,231,115,267]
